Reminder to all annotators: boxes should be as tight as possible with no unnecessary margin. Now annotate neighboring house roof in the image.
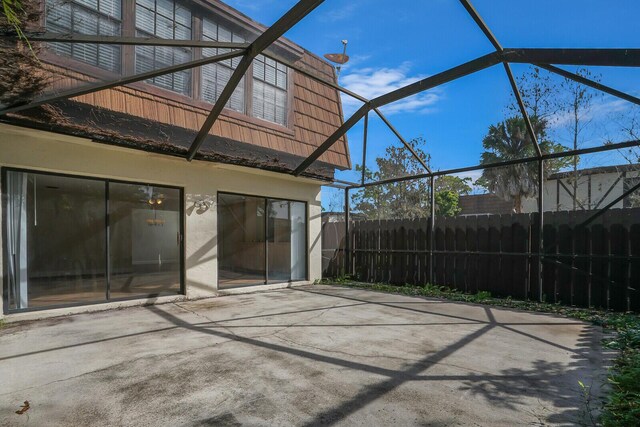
[458,194,514,216]
[321,212,366,222]
[2,1,350,180]
[549,164,640,180]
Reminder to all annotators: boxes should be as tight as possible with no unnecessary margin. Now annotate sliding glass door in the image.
[108,183,182,299]
[3,169,183,312]
[218,193,307,288]
[6,171,107,309]
[290,201,306,282]
[267,199,291,283]
[218,193,266,287]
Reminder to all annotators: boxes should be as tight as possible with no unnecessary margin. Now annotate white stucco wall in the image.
[521,170,639,213]
[0,124,323,318]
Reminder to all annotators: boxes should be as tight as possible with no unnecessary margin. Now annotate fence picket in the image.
[322,207,640,311]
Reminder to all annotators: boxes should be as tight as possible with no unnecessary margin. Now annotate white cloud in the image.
[339,62,443,116]
[338,54,370,73]
[549,98,630,128]
[318,3,359,22]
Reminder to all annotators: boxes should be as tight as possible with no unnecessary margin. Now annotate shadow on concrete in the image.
[2,285,607,425]
[144,287,604,426]
[0,301,366,361]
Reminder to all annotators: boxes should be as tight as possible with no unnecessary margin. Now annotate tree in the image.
[477,116,571,213]
[608,108,640,164]
[433,175,472,217]
[351,137,472,219]
[609,112,640,208]
[435,190,461,217]
[494,66,608,211]
[435,175,472,196]
[559,68,603,209]
[507,66,559,123]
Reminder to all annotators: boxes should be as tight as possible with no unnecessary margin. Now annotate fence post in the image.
[537,158,544,302]
[429,175,435,284]
[344,187,350,277]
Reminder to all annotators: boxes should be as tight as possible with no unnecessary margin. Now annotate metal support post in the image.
[361,112,369,184]
[344,187,350,277]
[429,175,436,284]
[537,159,545,302]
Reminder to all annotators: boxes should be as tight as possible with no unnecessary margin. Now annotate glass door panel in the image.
[6,171,107,309]
[290,201,306,281]
[217,193,307,288]
[108,183,181,298]
[218,193,266,287]
[267,199,291,283]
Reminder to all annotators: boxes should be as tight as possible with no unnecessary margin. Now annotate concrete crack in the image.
[173,302,238,338]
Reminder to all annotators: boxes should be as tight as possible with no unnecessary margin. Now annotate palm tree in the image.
[477,116,570,213]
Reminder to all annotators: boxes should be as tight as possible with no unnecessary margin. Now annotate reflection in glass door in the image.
[6,171,108,309]
[290,201,306,281]
[267,199,291,283]
[109,183,182,298]
[3,169,184,312]
[218,193,266,287]
[218,193,307,288]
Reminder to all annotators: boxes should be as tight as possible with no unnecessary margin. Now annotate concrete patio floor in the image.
[0,285,608,426]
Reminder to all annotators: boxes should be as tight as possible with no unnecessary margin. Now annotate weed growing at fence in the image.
[322,278,640,426]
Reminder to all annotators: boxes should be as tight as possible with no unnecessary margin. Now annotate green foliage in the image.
[478,116,571,213]
[578,380,597,426]
[2,0,25,35]
[434,190,461,217]
[352,138,472,220]
[0,0,46,106]
[318,279,640,425]
[352,138,432,220]
[602,325,640,426]
[1,0,34,48]
[435,175,472,195]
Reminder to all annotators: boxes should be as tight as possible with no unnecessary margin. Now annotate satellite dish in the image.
[324,53,350,65]
[323,40,349,77]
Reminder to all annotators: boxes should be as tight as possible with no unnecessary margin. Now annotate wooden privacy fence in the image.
[321,208,640,311]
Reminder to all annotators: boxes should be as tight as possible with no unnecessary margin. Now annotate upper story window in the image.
[253,55,288,126]
[45,0,122,73]
[135,0,192,96]
[43,0,293,128]
[201,18,246,113]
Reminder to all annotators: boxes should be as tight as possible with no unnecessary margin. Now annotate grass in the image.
[321,278,640,426]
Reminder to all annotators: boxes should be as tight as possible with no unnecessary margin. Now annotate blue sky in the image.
[224,0,640,205]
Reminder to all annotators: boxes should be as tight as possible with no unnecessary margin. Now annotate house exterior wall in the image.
[0,124,323,319]
[9,0,350,172]
[32,51,350,169]
[521,170,639,212]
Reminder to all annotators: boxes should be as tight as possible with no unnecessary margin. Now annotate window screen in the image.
[45,0,122,73]
[201,17,246,112]
[252,54,288,126]
[135,0,192,96]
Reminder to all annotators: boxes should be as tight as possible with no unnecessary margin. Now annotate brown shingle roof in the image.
[459,194,514,215]
[6,47,350,175]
